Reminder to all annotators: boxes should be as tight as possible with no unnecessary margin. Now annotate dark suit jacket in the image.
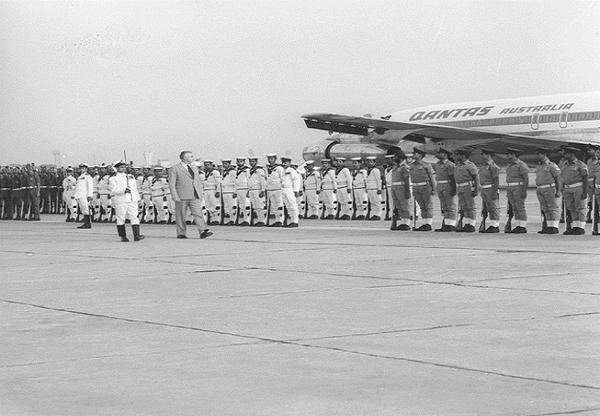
[168,162,204,200]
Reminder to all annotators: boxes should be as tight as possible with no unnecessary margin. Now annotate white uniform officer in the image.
[303,160,321,219]
[203,160,222,225]
[74,163,94,229]
[234,157,251,226]
[248,156,267,226]
[151,167,169,223]
[334,157,353,220]
[109,160,145,242]
[365,156,383,220]
[281,156,301,227]
[140,167,154,223]
[319,159,337,219]
[265,153,285,226]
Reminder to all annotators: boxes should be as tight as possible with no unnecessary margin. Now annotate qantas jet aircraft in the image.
[301,92,600,166]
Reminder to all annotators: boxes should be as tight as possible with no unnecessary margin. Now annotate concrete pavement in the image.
[1,216,599,415]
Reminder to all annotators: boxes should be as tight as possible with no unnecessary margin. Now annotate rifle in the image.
[564,197,572,232]
[593,194,599,235]
[412,197,417,230]
[504,201,513,233]
[541,209,547,233]
[265,190,270,226]
[456,207,464,231]
[479,199,488,232]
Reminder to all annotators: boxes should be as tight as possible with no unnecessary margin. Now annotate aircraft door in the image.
[530,113,539,130]
[559,111,568,128]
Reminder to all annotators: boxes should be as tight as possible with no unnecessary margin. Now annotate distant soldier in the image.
[409,148,435,231]
[334,156,353,220]
[560,146,588,235]
[478,149,501,233]
[62,167,77,221]
[265,153,285,227]
[434,148,457,232]
[0,167,12,219]
[281,156,301,227]
[453,149,479,232]
[586,145,599,225]
[533,148,561,234]
[73,163,94,229]
[90,167,101,222]
[248,156,267,226]
[151,167,169,224]
[292,161,305,218]
[203,160,222,225]
[351,157,368,220]
[234,157,251,226]
[591,146,600,235]
[319,159,337,219]
[389,152,411,231]
[140,167,154,223]
[303,160,321,219]
[98,166,113,222]
[365,156,382,220]
[505,148,529,233]
[110,160,145,242]
[383,155,394,220]
[221,159,237,225]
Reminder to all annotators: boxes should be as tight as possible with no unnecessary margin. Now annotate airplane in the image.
[301,91,600,166]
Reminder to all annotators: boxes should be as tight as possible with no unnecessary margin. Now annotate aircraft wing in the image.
[301,112,576,152]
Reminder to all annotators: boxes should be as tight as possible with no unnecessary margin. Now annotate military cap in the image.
[236,156,246,161]
[305,160,315,165]
[350,157,362,161]
[505,147,521,155]
[203,159,213,164]
[413,147,426,155]
[248,156,258,161]
[535,147,550,154]
[281,156,292,162]
[291,161,299,167]
[221,158,232,163]
[480,148,495,155]
[113,160,127,167]
[153,166,164,170]
[266,153,277,158]
[562,146,580,154]
[192,160,202,166]
[79,163,89,168]
[454,149,471,156]
[334,156,346,161]
[436,147,452,156]
[585,144,598,151]
[321,158,332,163]
[66,167,74,172]
[365,156,377,160]
[384,154,395,159]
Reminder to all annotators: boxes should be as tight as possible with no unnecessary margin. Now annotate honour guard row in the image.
[384,144,600,235]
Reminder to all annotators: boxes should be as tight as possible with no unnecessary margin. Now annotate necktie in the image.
[187,165,195,178]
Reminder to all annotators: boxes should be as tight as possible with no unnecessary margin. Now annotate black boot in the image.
[117,225,129,242]
[132,224,145,241]
[390,210,399,231]
[77,215,91,229]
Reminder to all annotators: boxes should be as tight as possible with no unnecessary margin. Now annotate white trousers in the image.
[305,189,320,217]
[249,190,267,223]
[367,190,382,217]
[115,202,140,225]
[282,188,299,223]
[267,190,283,223]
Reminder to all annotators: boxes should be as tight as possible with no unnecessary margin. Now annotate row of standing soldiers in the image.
[385,145,600,235]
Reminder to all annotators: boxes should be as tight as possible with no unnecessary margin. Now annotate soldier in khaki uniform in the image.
[505,148,529,233]
[560,146,588,235]
[434,148,457,232]
[586,145,600,233]
[478,149,501,233]
[389,152,412,231]
[453,149,479,232]
[409,148,435,231]
[535,148,561,234]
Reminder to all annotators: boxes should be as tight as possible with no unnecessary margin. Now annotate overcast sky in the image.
[1,0,599,166]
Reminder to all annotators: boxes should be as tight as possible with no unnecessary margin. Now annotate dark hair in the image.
[179,150,192,160]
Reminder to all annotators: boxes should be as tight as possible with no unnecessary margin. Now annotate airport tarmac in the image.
[1,215,599,416]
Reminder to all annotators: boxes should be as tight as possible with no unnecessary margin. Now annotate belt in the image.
[588,178,595,181]
[0,188,10,191]
[366,188,379,191]
[564,182,583,189]
[391,181,405,185]
[249,187,263,191]
[481,184,493,189]
[537,184,554,189]
[337,185,347,189]
[506,181,523,186]
[266,188,281,191]
[204,187,216,191]
[596,183,600,189]
[353,186,365,190]
[412,182,428,186]
[236,188,248,191]
[304,187,317,190]
[437,180,449,184]
[457,182,472,187]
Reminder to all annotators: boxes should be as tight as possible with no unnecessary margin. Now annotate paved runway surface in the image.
[1,216,599,416]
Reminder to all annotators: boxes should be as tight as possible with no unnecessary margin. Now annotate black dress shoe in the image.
[253,222,265,227]
[572,227,585,235]
[397,224,411,231]
[177,235,188,239]
[546,227,559,234]
[482,226,499,233]
[200,230,213,239]
[308,215,319,219]
[287,223,299,228]
[463,224,476,233]
[370,216,381,221]
[511,226,527,234]
[269,222,282,227]
[414,224,432,231]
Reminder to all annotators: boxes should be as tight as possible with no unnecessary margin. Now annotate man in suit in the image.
[168,150,213,239]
